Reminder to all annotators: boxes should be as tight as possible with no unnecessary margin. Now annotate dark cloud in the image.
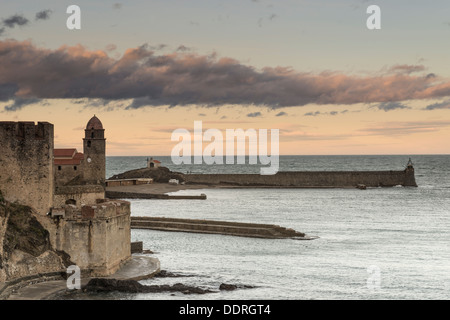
[247,112,262,117]
[304,111,321,117]
[2,14,29,28]
[3,97,41,111]
[329,111,338,115]
[275,111,287,116]
[0,83,18,101]
[2,40,450,111]
[35,10,52,21]
[373,102,410,112]
[423,100,450,110]
[113,3,123,10]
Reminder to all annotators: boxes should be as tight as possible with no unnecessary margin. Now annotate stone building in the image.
[147,157,161,169]
[0,116,131,277]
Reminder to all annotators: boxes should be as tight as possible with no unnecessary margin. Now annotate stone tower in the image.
[83,115,106,186]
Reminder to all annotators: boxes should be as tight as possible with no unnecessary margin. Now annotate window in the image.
[91,132,94,138]
[58,166,61,171]
[74,166,77,171]
[87,140,91,147]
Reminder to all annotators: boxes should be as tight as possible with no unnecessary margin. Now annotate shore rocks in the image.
[109,166,185,183]
[83,278,215,294]
[82,278,255,295]
[219,283,256,291]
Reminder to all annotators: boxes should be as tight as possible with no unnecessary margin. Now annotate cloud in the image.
[176,45,190,52]
[358,121,450,136]
[304,110,346,116]
[388,64,426,75]
[113,3,123,10]
[35,10,52,21]
[105,44,117,52]
[373,102,411,112]
[423,100,450,110]
[304,111,322,117]
[3,97,42,111]
[275,111,287,116]
[2,14,29,28]
[0,83,18,101]
[2,40,450,111]
[247,112,262,117]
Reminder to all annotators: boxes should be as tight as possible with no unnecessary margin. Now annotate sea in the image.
[87,155,450,300]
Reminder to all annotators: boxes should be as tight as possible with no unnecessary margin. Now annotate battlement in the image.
[0,121,53,140]
[57,199,130,220]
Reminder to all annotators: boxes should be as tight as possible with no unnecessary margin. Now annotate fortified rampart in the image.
[53,185,105,208]
[0,122,54,215]
[184,167,417,188]
[52,199,131,276]
[0,117,132,279]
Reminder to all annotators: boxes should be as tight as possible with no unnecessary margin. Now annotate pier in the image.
[130,216,317,240]
[106,190,207,200]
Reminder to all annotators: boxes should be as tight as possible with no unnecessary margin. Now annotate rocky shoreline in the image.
[53,269,255,299]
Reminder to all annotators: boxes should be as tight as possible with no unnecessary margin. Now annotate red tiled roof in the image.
[54,149,84,165]
[54,159,82,165]
[54,148,77,158]
[152,160,161,163]
[74,152,84,160]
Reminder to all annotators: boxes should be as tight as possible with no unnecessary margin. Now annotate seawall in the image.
[184,168,417,188]
[130,216,317,240]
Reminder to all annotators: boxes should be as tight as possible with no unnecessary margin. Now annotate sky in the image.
[1,0,450,156]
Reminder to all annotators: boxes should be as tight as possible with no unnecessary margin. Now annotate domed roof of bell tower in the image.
[86,115,103,130]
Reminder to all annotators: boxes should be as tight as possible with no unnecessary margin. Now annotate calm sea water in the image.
[100,155,449,300]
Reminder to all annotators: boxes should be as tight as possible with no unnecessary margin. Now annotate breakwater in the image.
[130,216,317,240]
[105,190,207,200]
[184,166,417,188]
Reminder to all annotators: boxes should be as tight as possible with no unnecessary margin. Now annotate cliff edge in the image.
[0,191,71,283]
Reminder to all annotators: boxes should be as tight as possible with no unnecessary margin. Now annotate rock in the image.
[84,278,145,293]
[108,167,185,183]
[83,278,216,294]
[0,199,69,282]
[219,283,238,291]
[219,283,256,291]
[154,270,196,278]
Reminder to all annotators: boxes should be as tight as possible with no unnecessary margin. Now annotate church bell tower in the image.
[83,115,106,186]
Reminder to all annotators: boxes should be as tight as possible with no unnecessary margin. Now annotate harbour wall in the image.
[130,217,312,239]
[184,168,417,188]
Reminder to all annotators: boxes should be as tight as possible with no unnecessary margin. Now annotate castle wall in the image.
[55,200,131,276]
[53,185,105,208]
[185,169,417,187]
[54,165,83,187]
[0,122,54,215]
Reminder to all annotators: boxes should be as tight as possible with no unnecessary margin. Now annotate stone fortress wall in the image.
[0,117,131,280]
[0,122,54,216]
